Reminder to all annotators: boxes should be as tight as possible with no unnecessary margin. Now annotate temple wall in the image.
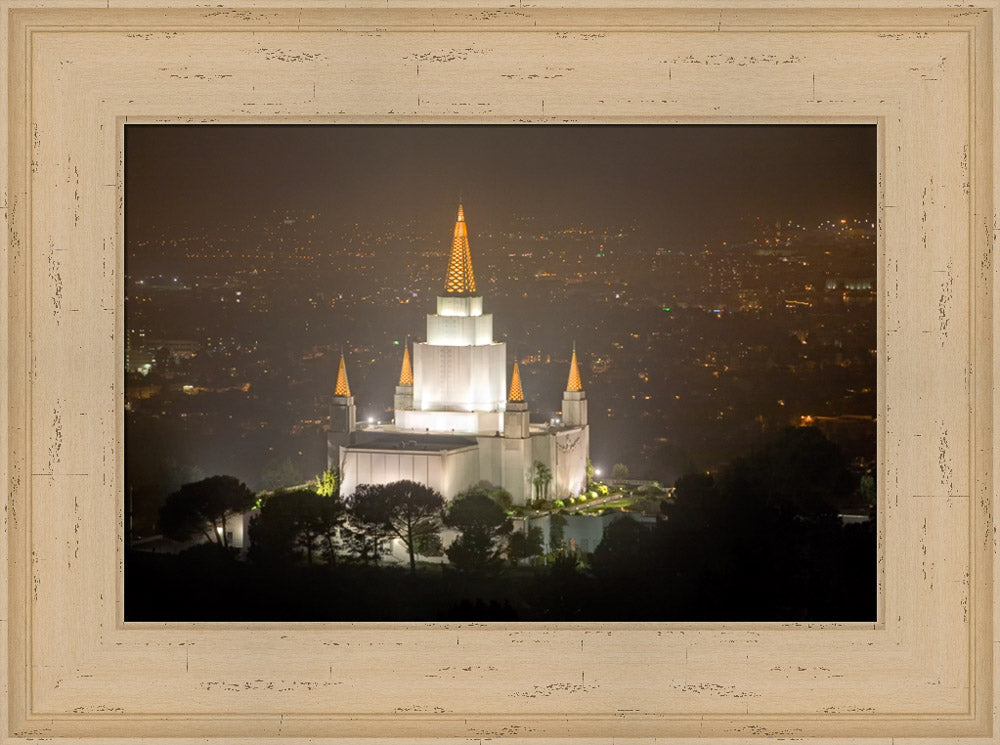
[339,445,479,500]
[530,426,589,500]
[412,341,506,414]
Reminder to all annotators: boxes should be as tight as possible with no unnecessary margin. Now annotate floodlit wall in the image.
[412,341,507,415]
[499,436,532,505]
[339,445,480,500]
[531,425,590,500]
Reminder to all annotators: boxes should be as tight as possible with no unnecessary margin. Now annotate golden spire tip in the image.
[509,361,525,403]
[444,203,476,294]
[566,346,583,392]
[334,353,351,397]
[398,345,414,386]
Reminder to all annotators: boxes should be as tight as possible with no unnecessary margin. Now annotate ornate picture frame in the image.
[2,2,996,741]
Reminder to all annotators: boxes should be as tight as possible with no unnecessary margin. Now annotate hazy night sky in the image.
[125,124,875,245]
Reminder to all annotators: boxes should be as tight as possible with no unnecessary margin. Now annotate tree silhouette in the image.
[531,461,552,502]
[653,427,868,619]
[158,475,255,547]
[246,489,298,565]
[342,485,392,564]
[721,426,855,517]
[348,480,445,573]
[549,512,567,552]
[444,488,513,574]
[248,487,346,566]
[507,525,544,564]
[590,516,655,579]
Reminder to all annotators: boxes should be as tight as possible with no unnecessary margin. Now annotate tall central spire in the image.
[444,203,477,294]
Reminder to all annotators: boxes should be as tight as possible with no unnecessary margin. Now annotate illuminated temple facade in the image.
[327,205,589,505]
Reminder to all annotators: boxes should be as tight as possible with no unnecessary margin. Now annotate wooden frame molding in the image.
[1,2,997,742]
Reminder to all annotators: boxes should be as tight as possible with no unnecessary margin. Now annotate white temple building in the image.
[327,205,590,505]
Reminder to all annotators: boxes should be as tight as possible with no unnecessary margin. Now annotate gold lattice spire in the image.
[444,203,477,294]
[509,362,525,403]
[334,353,351,396]
[398,346,413,386]
[566,344,583,391]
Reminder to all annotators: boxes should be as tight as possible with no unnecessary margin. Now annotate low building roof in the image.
[349,430,478,452]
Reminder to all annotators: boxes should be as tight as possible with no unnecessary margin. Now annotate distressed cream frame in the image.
[1,1,997,742]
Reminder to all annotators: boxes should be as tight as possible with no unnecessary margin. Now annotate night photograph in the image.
[124,124,878,622]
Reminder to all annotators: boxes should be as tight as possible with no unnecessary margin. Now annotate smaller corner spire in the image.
[566,344,583,392]
[509,362,525,403]
[398,345,414,386]
[334,353,351,397]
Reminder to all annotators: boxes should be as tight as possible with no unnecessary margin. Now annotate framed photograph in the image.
[2,1,996,742]
[122,122,878,625]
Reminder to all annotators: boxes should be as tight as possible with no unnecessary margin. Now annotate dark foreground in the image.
[126,517,874,622]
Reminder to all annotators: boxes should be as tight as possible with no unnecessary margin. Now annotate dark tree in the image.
[590,516,656,578]
[652,428,871,620]
[507,525,544,564]
[857,474,876,507]
[342,485,392,564]
[246,493,297,565]
[726,426,856,516]
[348,480,445,574]
[158,475,255,547]
[339,520,388,565]
[662,472,723,532]
[248,487,346,566]
[414,531,444,558]
[649,439,698,486]
[548,512,567,552]
[530,552,592,620]
[487,486,514,512]
[443,489,513,574]
[313,491,348,562]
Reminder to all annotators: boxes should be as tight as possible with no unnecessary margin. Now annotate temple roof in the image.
[350,430,478,452]
[509,361,525,402]
[443,204,477,294]
[566,344,583,391]
[334,353,351,396]
[398,346,414,386]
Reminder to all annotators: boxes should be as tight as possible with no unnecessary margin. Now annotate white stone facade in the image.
[339,441,480,500]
